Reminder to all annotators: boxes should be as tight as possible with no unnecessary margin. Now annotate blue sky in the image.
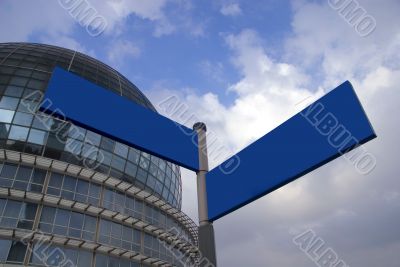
[14,0,294,105]
[1,0,400,266]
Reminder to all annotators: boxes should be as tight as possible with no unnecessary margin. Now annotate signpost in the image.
[41,68,376,267]
[206,81,376,222]
[193,122,217,267]
[41,67,200,171]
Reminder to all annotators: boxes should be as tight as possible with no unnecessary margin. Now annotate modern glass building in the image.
[0,43,198,267]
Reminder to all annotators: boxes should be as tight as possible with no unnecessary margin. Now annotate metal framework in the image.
[0,149,200,266]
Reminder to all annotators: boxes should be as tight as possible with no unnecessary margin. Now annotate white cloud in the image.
[100,0,175,36]
[0,0,75,42]
[199,60,226,84]
[220,3,242,16]
[92,0,204,37]
[2,0,399,266]
[153,29,323,154]
[107,40,141,68]
[147,1,400,266]
[106,0,168,21]
[0,0,96,55]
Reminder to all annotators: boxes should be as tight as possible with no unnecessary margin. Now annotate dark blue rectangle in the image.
[207,81,376,221]
[41,67,199,171]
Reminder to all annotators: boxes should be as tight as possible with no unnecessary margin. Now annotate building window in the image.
[46,172,101,206]
[30,243,92,266]
[94,254,140,267]
[8,125,29,141]
[114,142,128,158]
[0,239,27,264]
[98,219,141,252]
[39,206,97,241]
[0,109,14,123]
[0,199,37,230]
[27,129,47,145]
[0,162,46,192]
[0,96,19,110]
[13,112,33,127]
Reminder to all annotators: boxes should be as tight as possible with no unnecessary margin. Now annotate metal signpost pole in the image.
[44,68,376,267]
[193,122,217,267]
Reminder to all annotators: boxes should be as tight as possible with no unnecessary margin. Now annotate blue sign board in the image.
[206,81,376,221]
[41,67,200,171]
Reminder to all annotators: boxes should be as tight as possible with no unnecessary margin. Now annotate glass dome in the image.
[0,42,182,209]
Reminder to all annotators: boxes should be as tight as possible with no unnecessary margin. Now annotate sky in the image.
[1,0,399,266]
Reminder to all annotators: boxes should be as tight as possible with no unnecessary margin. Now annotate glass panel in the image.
[27,129,47,145]
[9,76,28,87]
[0,96,19,110]
[48,173,63,188]
[76,180,89,194]
[0,163,17,179]
[89,184,101,198]
[83,216,96,232]
[136,168,147,183]
[111,156,125,172]
[41,207,56,224]
[13,112,33,126]
[5,86,24,97]
[149,163,158,177]
[146,175,156,189]
[6,241,26,263]
[120,259,131,267]
[82,143,97,159]
[0,199,6,215]
[85,131,101,146]
[0,109,14,123]
[78,250,92,266]
[128,148,140,164]
[8,125,29,141]
[0,123,10,138]
[114,142,128,158]
[68,126,85,140]
[64,248,78,265]
[100,137,114,152]
[3,200,21,218]
[100,150,112,165]
[63,176,77,191]
[139,156,149,170]
[110,222,122,238]
[95,254,108,267]
[54,209,69,226]
[32,114,52,130]
[32,169,46,184]
[109,257,119,267]
[69,212,83,229]
[18,99,39,113]
[0,239,11,262]
[65,139,82,154]
[125,162,137,177]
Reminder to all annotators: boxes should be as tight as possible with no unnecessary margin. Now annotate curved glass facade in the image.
[0,43,197,267]
[0,42,182,209]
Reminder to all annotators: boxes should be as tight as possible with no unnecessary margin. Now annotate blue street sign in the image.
[40,67,199,171]
[206,81,376,222]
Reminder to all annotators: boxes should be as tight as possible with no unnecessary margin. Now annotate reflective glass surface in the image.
[0,43,195,267]
[0,42,182,208]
